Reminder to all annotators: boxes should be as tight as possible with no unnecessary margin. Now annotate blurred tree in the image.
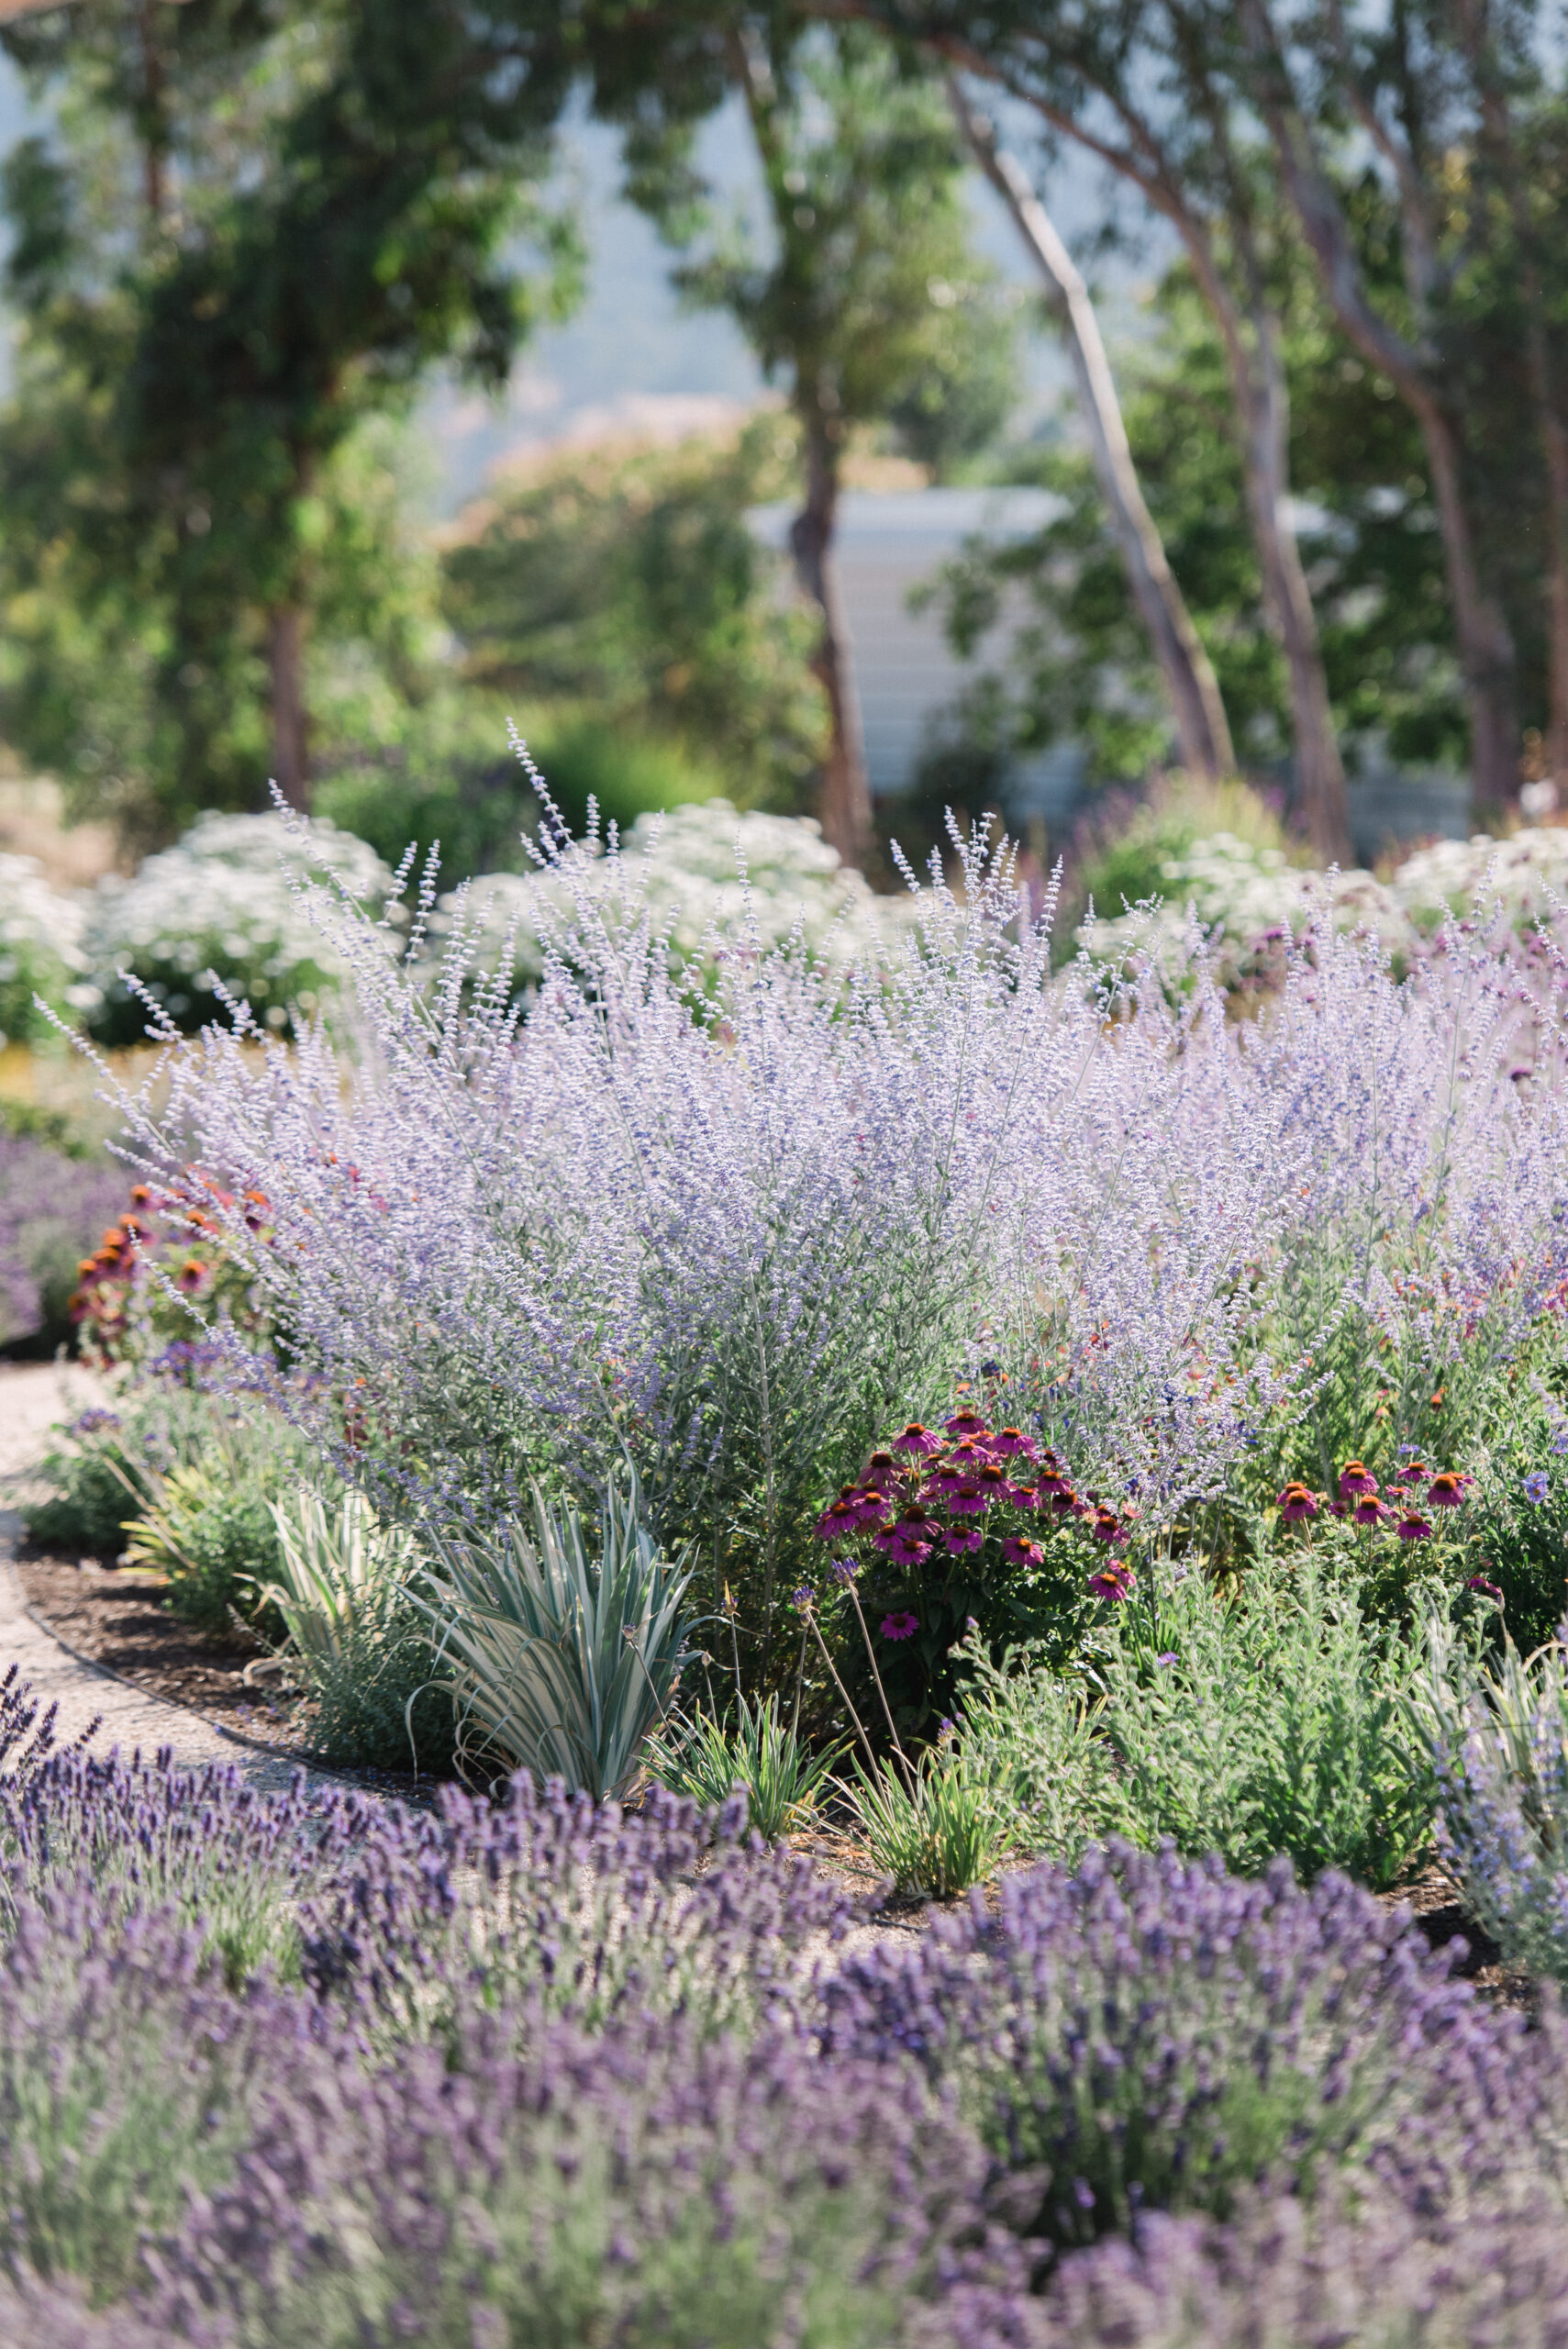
[0,0,581,839]
[439,417,826,809]
[631,22,1019,867]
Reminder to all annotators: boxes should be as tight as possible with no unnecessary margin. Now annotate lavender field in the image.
[13,807,1568,2343]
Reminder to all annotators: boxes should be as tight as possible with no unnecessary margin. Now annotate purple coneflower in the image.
[880,1611,920,1642]
[893,1423,942,1457]
[1339,1461,1376,1497]
[813,1499,862,1540]
[1352,1495,1385,1528]
[947,1482,988,1515]
[990,1427,1037,1458]
[1276,1482,1318,1521]
[1091,1506,1124,1544]
[1428,1472,1466,1509]
[944,1409,987,1441]
[1087,1559,1134,1601]
[1467,1575,1503,1602]
[1396,1513,1432,1541]
[943,1524,983,1553]
[1000,1534,1043,1566]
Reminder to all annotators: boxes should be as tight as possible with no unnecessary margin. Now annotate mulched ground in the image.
[14,1549,435,1799]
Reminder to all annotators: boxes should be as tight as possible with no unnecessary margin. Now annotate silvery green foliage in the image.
[83,810,395,1038]
[445,793,921,984]
[0,850,98,1043]
[1416,1614,1568,1981]
[414,1473,693,1798]
[110,811,1568,1650]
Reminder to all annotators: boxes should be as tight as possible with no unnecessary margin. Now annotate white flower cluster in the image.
[83,812,395,1036]
[444,799,921,983]
[0,852,98,1049]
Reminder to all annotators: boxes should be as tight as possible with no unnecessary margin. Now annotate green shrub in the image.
[840,1739,1012,1898]
[1098,1553,1435,1887]
[953,1630,1130,1862]
[24,1437,150,1555]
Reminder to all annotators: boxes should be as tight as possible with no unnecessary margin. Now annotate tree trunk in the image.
[268,604,310,814]
[790,412,874,869]
[952,84,1236,787]
[1234,313,1353,862]
[1240,0,1519,811]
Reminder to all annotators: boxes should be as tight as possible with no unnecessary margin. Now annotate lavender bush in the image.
[817,1842,1558,2250]
[0,1656,1566,2344]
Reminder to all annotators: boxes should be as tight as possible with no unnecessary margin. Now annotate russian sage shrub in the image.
[109,806,1568,1687]
[818,1842,1552,2251]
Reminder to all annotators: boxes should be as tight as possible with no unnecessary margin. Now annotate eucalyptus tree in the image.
[630,21,1018,868]
[1240,0,1568,807]
[824,0,1353,859]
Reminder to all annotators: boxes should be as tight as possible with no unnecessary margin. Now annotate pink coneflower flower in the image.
[1428,1472,1466,1509]
[943,1524,983,1553]
[1000,1535,1043,1567]
[1036,1468,1069,1496]
[864,1451,897,1482]
[880,1611,920,1642]
[990,1427,1038,1458]
[893,1423,942,1456]
[884,1531,932,1565]
[1277,1482,1318,1521]
[1339,1461,1375,1497]
[944,1409,988,1441]
[1396,1514,1432,1542]
[926,1458,968,1494]
[948,1482,988,1515]
[850,1488,891,1525]
[977,1464,1009,1499]
[1329,1498,1350,1519]
[1088,1559,1135,1602]
[1467,1575,1503,1602]
[814,1499,862,1541]
[1091,1506,1124,1544]
[1049,1486,1078,1515]
[874,1504,933,1548]
[175,1258,210,1296]
[1352,1495,1385,1528]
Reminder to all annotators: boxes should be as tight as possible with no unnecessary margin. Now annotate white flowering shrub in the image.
[83,812,395,1044]
[0,853,99,1048]
[1389,826,1568,930]
[444,799,920,985]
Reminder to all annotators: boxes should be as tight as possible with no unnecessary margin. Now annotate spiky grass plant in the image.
[263,1487,454,1773]
[415,1469,694,1798]
[647,1693,844,1840]
[840,1738,1012,1898]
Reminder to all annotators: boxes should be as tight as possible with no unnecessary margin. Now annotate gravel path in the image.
[0,1361,331,1787]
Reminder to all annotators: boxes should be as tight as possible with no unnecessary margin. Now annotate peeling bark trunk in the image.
[953,86,1235,787]
[268,604,310,814]
[790,414,874,869]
